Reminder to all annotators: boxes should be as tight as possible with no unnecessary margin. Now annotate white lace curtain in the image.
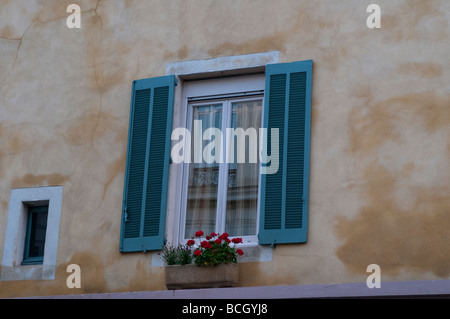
[185,100,262,238]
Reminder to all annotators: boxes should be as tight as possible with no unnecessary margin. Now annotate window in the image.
[22,205,49,265]
[182,97,263,242]
[120,54,313,253]
[1,186,62,281]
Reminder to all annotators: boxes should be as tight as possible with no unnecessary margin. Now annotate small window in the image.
[22,205,49,265]
[1,186,62,281]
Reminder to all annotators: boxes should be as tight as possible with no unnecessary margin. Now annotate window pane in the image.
[225,100,262,236]
[185,104,222,238]
[27,206,48,259]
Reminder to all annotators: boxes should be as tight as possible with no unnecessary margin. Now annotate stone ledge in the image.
[13,279,450,299]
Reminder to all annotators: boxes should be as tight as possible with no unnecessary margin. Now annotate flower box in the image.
[165,263,239,290]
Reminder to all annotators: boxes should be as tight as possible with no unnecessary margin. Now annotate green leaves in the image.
[194,240,238,266]
[162,244,193,266]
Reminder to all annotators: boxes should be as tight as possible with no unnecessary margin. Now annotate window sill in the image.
[0,264,52,281]
[21,258,44,266]
[236,243,273,263]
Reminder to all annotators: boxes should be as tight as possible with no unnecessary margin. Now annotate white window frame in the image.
[180,95,264,245]
[1,186,63,281]
[173,74,265,247]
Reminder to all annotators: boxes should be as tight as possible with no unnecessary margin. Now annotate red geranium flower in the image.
[195,230,204,237]
[236,249,244,256]
[200,241,213,249]
[194,249,202,256]
[232,238,243,244]
[210,232,218,237]
[186,239,195,246]
[219,233,229,240]
[214,238,222,244]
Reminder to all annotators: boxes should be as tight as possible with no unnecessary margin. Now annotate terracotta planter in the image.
[165,263,239,290]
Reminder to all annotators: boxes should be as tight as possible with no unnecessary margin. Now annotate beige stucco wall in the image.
[0,0,449,297]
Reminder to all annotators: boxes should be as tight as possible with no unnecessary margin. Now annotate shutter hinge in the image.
[270,240,277,248]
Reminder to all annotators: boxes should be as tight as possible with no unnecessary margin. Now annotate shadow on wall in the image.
[336,91,450,278]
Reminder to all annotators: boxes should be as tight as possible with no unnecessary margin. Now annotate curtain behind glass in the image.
[185,100,262,239]
[185,104,222,238]
[225,100,262,236]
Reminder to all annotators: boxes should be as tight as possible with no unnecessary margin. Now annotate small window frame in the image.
[22,205,49,266]
[1,186,63,281]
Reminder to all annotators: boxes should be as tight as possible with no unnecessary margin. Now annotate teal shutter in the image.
[120,75,175,252]
[259,60,313,245]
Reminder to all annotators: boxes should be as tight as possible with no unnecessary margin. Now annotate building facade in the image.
[0,0,449,298]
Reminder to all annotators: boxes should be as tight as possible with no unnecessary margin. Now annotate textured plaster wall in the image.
[0,0,449,297]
